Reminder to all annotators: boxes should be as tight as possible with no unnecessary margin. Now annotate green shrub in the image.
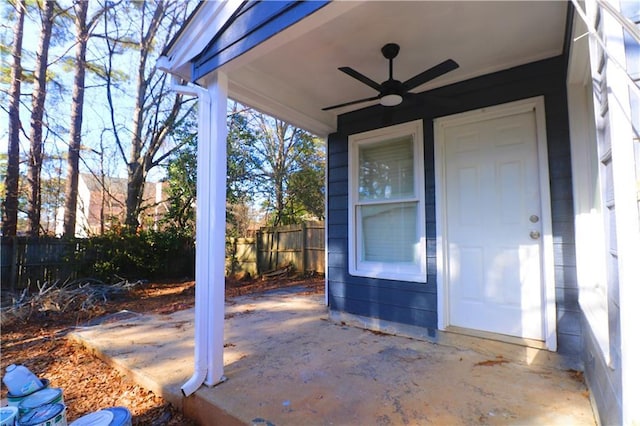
[74,228,195,283]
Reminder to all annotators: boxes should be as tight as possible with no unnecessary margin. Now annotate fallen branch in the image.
[0,279,142,327]
[262,264,293,279]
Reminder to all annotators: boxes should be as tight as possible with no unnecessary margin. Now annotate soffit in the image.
[208,1,567,136]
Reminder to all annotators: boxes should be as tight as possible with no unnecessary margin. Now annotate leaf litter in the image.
[1,275,323,424]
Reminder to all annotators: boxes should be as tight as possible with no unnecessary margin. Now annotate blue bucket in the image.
[104,407,131,426]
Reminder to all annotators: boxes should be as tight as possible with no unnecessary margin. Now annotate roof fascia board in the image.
[158,0,244,80]
[192,1,331,81]
[216,1,363,73]
[193,1,298,66]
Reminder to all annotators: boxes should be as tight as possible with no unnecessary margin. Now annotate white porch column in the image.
[182,71,228,396]
[202,71,228,387]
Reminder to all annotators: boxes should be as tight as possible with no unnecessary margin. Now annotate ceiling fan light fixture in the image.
[380,93,402,107]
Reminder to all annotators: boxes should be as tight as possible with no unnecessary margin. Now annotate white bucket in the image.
[16,403,66,426]
[7,379,50,408]
[0,406,19,426]
[68,410,113,426]
[18,389,64,416]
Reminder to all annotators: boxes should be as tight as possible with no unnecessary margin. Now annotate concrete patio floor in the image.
[70,288,595,425]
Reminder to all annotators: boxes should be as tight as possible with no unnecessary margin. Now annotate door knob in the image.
[529,230,540,240]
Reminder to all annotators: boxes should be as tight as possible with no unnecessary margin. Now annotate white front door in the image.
[439,104,547,341]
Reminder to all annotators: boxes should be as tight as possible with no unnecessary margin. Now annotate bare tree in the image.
[249,113,319,226]
[3,0,26,237]
[26,0,56,236]
[62,0,107,238]
[101,1,195,233]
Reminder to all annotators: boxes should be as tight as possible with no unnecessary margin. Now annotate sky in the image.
[1,1,198,184]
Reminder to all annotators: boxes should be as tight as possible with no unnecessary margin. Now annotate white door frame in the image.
[434,96,557,351]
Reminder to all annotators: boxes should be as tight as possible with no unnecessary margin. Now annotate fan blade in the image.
[339,67,382,92]
[402,59,459,91]
[322,95,381,111]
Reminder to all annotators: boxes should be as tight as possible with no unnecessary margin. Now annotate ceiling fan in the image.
[322,43,459,111]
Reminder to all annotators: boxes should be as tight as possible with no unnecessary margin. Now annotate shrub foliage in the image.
[73,229,195,283]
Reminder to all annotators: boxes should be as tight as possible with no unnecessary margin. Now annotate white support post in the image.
[181,71,228,396]
[203,71,228,387]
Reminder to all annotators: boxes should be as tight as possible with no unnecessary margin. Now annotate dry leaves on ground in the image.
[1,276,323,424]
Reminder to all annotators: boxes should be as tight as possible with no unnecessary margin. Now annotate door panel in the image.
[445,111,544,340]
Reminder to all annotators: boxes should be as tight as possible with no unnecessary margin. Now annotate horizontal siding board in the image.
[327,251,346,268]
[327,266,346,283]
[328,181,347,196]
[329,283,436,313]
[328,137,348,154]
[551,202,575,222]
[555,265,578,289]
[557,332,582,358]
[330,295,437,328]
[327,211,347,227]
[552,221,577,244]
[328,150,347,167]
[548,155,573,179]
[328,195,347,210]
[554,243,577,267]
[327,224,347,239]
[550,177,574,201]
[555,286,579,310]
[557,308,583,335]
[328,165,348,183]
[426,222,437,239]
[330,280,435,302]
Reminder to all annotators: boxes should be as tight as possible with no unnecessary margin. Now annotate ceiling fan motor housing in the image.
[381,43,400,59]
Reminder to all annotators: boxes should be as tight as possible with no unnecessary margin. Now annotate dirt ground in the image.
[1,275,324,425]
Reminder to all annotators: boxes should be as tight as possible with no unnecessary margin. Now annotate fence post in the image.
[256,229,262,275]
[230,238,237,276]
[301,222,308,274]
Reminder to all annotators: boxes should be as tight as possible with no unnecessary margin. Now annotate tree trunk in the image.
[62,0,89,238]
[125,162,145,232]
[2,0,26,237]
[27,0,55,237]
[124,2,165,233]
[273,120,289,226]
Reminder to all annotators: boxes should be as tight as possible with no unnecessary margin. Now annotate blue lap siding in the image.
[327,56,581,358]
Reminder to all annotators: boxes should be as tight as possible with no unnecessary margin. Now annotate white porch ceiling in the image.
[209,1,568,136]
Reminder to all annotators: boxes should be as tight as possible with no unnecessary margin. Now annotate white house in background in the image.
[55,173,169,237]
[158,1,639,424]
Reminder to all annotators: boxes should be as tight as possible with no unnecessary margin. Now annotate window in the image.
[348,120,426,282]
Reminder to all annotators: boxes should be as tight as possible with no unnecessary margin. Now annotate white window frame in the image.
[348,120,427,283]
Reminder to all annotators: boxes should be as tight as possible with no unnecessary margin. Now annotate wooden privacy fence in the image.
[1,237,79,293]
[227,221,325,277]
[2,222,325,291]
[1,235,195,292]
